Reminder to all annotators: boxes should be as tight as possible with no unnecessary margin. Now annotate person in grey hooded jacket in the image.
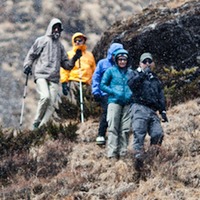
[23,18,81,129]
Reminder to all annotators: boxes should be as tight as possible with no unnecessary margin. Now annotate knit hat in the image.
[114,49,129,67]
[140,52,153,62]
[114,49,129,60]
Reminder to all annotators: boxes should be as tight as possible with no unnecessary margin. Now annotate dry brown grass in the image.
[0,98,200,199]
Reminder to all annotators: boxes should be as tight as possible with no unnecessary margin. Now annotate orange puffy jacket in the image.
[60,32,96,85]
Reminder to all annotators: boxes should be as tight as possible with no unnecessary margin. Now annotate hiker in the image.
[23,18,80,129]
[127,52,168,169]
[60,32,96,107]
[100,49,132,159]
[92,42,124,145]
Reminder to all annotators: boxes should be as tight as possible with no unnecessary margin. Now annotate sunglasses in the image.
[74,38,84,43]
[142,58,153,64]
[118,58,128,62]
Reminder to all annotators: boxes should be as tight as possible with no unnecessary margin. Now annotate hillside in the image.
[0,1,200,199]
[0,98,200,199]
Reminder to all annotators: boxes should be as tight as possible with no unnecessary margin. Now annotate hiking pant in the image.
[33,78,59,127]
[131,103,164,152]
[67,81,91,105]
[107,103,131,158]
[98,95,108,138]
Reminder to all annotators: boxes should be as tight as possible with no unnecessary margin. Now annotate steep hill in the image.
[0,98,200,199]
[0,0,199,199]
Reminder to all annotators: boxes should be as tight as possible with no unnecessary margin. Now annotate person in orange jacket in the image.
[60,32,96,105]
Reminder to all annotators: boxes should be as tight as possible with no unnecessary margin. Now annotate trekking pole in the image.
[78,59,84,123]
[19,74,29,127]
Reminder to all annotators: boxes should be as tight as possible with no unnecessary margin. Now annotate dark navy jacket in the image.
[127,67,166,113]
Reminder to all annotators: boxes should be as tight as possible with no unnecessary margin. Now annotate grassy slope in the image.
[0,98,199,199]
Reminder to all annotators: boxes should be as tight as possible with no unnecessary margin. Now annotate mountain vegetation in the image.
[0,99,200,199]
[0,0,199,199]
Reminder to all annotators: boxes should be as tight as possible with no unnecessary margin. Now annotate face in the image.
[117,56,128,68]
[74,37,86,46]
[140,58,153,69]
[52,24,62,40]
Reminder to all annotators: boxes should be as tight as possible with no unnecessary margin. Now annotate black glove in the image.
[24,66,32,75]
[94,94,101,102]
[62,82,69,96]
[143,66,151,74]
[161,111,168,122]
[144,66,154,79]
[73,49,82,62]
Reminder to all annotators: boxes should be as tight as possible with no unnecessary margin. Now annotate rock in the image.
[93,1,200,70]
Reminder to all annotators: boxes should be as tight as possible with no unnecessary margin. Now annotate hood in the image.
[45,18,63,36]
[71,32,87,45]
[114,49,129,68]
[107,43,124,61]
[72,32,87,52]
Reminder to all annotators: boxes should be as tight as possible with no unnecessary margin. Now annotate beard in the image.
[52,32,60,40]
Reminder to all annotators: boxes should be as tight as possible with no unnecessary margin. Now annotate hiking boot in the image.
[96,136,106,145]
[134,153,144,171]
[107,155,119,165]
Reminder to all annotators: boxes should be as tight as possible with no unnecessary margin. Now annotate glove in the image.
[62,82,69,96]
[161,111,168,122]
[94,94,101,102]
[24,66,32,75]
[143,66,152,74]
[73,49,82,62]
[144,66,154,79]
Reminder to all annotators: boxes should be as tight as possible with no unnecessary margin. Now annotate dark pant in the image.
[98,96,108,137]
[131,103,164,152]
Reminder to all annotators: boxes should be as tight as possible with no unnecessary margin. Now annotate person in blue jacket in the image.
[100,49,132,159]
[92,43,124,145]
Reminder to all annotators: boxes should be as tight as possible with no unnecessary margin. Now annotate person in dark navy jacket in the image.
[127,52,168,170]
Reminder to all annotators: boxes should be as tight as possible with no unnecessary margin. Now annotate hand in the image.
[161,111,168,122]
[24,66,32,75]
[94,94,101,102]
[144,66,154,79]
[62,82,69,96]
[73,49,82,61]
[143,66,152,75]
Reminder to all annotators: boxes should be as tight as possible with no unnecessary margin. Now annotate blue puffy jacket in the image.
[100,64,133,106]
[92,43,123,96]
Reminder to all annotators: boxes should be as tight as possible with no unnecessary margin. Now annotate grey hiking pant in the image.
[107,103,131,158]
[131,103,164,152]
[34,78,59,127]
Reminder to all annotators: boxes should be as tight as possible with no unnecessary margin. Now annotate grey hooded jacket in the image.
[23,18,74,83]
